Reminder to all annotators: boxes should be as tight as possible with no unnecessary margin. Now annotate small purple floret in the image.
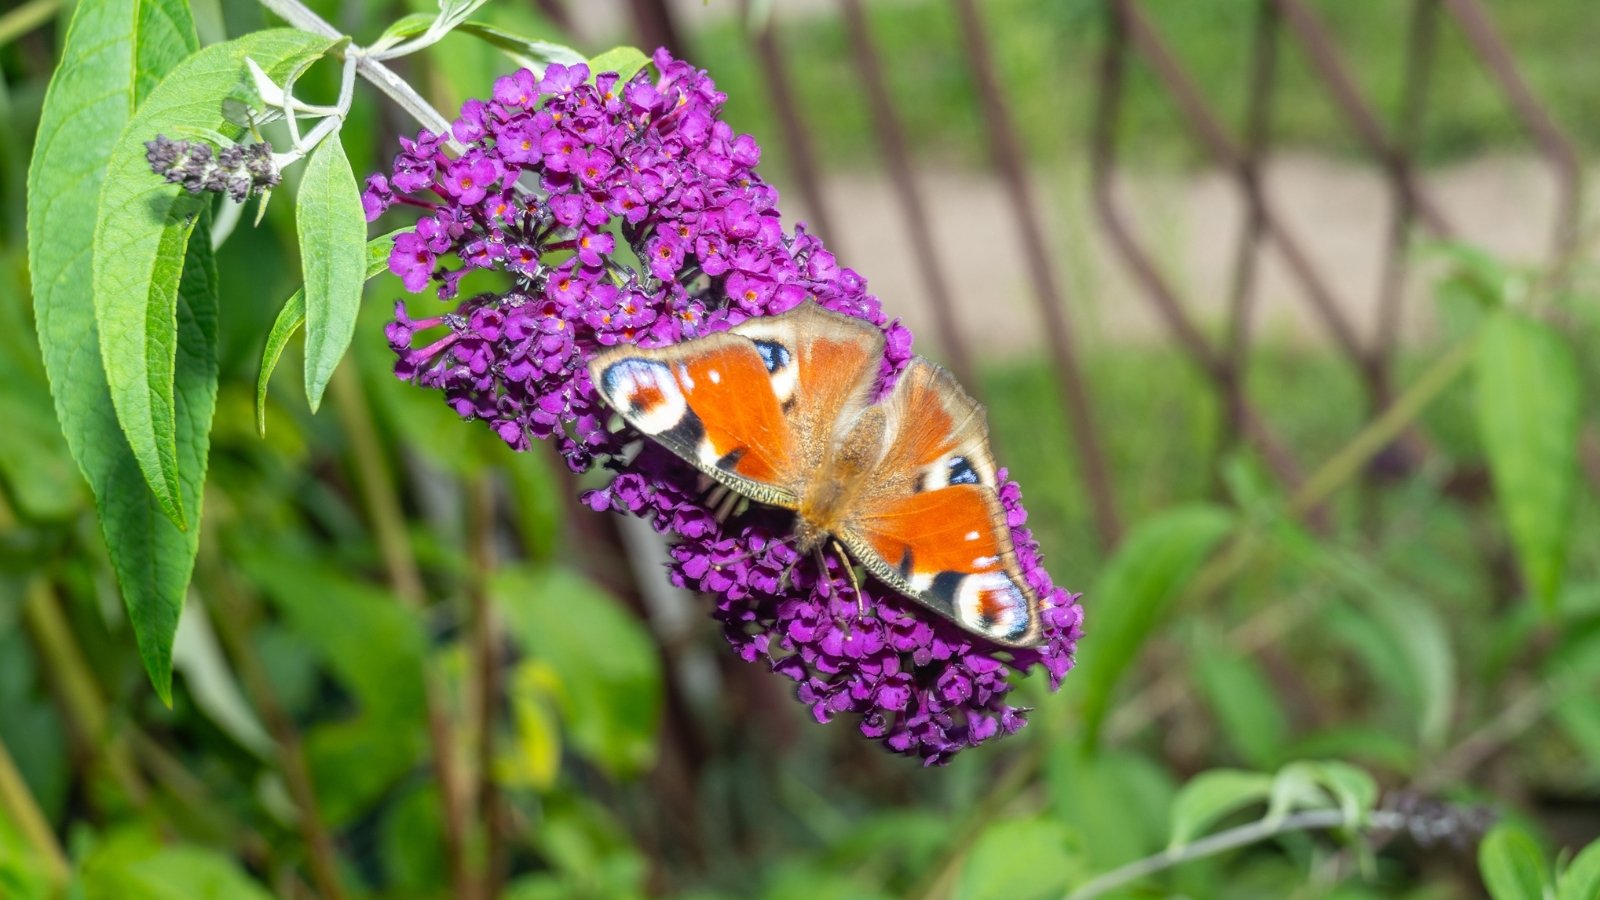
[370,48,1083,764]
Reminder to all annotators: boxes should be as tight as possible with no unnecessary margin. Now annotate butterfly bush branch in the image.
[368,48,1083,763]
[367,0,491,62]
[256,0,464,152]
[1066,809,1390,900]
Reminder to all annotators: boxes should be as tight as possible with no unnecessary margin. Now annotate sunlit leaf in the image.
[91,28,336,527]
[1075,505,1235,745]
[27,0,205,704]
[1557,838,1600,900]
[493,565,661,777]
[1476,310,1581,610]
[1167,769,1273,849]
[954,816,1079,900]
[587,46,650,82]
[297,133,368,412]
[82,832,275,900]
[1479,823,1550,900]
[256,231,398,434]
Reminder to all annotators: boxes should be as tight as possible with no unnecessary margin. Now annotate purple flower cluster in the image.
[368,49,1083,764]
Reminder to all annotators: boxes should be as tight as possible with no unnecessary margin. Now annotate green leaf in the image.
[238,547,428,824]
[1476,310,1581,610]
[1262,761,1376,829]
[374,11,435,46]
[82,834,275,900]
[460,22,586,72]
[493,565,662,777]
[1047,750,1174,870]
[954,816,1079,900]
[239,548,427,719]
[1075,505,1235,745]
[296,134,367,412]
[257,231,397,435]
[586,45,651,82]
[1480,823,1551,900]
[375,13,585,73]
[0,277,83,521]
[1167,769,1273,849]
[91,28,337,528]
[1557,839,1600,900]
[1301,760,1378,830]
[26,0,205,703]
[1308,550,1457,752]
[1192,644,1289,769]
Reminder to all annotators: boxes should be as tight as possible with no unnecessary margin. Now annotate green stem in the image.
[1288,336,1479,519]
[21,579,150,808]
[468,475,509,898]
[1065,809,1398,900]
[328,364,474,900]
[198,509,349,900]
[0,0,58,47]
[0,732,68,889]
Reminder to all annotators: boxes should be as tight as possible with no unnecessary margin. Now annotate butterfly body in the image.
[590,301,1045,647]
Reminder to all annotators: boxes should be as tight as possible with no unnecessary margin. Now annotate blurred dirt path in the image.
[772,153,1583,355]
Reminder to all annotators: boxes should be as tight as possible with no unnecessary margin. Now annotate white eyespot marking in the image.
[768,360,798,404]
[599,358,688,436]
[708,368,721,384]
[908,570,935,592]
[675,362,694,391]
[964,530,980,542]
[973,554,1000,569]
[955,572,1030,642]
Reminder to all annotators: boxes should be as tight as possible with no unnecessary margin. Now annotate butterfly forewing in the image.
[590,333,801,507]
[729,303,884,474]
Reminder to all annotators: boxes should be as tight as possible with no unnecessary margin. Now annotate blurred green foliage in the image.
[3,0,1600,898]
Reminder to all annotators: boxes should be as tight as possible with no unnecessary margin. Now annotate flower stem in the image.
[1065,809,1398,900]
[468,474,510,897]
[198,506,349,900]
[328,363,475,900]
[0,0,57,47]
[0,732,68,889]
[256,0,464,152]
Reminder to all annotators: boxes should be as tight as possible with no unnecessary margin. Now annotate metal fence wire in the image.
[618,0,1580,549]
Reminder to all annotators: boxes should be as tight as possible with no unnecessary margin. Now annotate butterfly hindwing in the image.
[842,359,1044,647]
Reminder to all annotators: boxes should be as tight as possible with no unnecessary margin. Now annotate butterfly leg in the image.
[811,546,833,600]
[831,538,867,620]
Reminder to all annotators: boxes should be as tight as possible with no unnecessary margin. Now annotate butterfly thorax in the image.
[792,407,888,554]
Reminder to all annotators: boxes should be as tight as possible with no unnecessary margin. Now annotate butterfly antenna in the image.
[831,538,867,620]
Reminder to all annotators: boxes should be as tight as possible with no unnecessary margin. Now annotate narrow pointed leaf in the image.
[1167,769,1273,849]
[1476,311,1581,610]
[1558,839,1600,900]
[298,134,368,411]
[256,231,399,434]
[26,0,202,703]
[1075,506,1235,746]
[1480,823,1551,900]
[91,28,336,528]
[587,46,650,82]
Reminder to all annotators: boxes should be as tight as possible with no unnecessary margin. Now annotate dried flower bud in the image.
[145,134,279,202]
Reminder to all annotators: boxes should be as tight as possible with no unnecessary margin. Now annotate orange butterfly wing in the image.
[841,360,1044,647]
[590,332,801,505]
[588,301,883,507]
